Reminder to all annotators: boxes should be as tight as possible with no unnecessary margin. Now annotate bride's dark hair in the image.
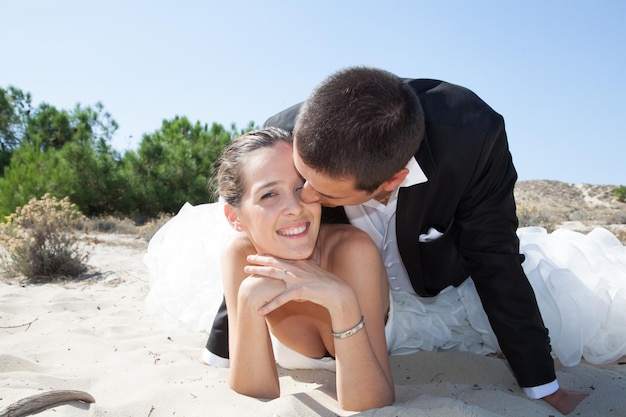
[217,127,293,207]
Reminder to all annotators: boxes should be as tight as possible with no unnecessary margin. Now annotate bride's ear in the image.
[224,204,245,232]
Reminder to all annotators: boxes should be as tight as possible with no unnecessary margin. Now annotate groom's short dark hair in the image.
[294,66,424,193]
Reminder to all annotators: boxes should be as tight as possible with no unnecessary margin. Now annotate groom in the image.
[207,66,587,414]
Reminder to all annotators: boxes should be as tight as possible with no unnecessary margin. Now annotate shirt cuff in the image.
[523,380,559,399]
[201,348,230,368]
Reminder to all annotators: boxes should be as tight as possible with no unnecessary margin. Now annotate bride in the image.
[148,127,394,411]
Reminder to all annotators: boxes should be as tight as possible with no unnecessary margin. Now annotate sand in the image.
[1,232,624,416]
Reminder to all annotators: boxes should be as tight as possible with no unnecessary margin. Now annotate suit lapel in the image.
[395,134,436,294]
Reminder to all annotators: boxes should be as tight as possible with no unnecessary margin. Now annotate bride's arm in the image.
[252,229,394,411]
[327,230,394,411]
[221,237,284,399]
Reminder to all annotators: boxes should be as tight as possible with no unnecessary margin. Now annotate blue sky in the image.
[2,1,624,185]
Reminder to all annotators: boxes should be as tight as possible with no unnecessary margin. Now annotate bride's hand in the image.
[236,274,286,313]
[244,254,355,316]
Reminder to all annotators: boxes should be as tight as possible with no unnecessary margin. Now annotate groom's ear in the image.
[382,168,409,192]
[224,204,244,232]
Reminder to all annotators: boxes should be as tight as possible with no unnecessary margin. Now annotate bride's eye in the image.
[261,191,277,200]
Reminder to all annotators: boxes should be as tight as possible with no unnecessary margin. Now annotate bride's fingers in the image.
[247,254,290,267]
[257,289,298,315]
[244,265,289,281]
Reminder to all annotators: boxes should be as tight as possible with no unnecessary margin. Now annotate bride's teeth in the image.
[279,225,307,236]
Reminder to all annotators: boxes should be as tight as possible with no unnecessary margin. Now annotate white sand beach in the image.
[1,232,624,416]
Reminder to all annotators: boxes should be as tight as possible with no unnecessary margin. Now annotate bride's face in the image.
[231,141,321,260]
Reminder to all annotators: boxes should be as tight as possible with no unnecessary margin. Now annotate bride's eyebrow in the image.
[252,180,280,195]
[258,180,279,190]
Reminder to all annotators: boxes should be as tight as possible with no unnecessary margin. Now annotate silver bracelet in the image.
[331,316,366,339]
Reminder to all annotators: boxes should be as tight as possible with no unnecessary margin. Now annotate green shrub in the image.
[123,117,233,216]
[0,194,89,282]
[614,185,626,202]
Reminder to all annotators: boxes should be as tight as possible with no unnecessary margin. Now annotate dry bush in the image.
[76,213,174,241]
[137,213,173,242]
[0,194,89,283]
[516,203,557,232]
[609,227,626,245]
[78,213,174,242]
[79,215,141,235]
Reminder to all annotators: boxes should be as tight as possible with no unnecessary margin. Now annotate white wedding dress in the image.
[144,202,626,368]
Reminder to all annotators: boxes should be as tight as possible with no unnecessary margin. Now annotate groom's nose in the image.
[300,182,321,204]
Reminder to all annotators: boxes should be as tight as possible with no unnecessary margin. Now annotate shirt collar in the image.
[401,156,427,188]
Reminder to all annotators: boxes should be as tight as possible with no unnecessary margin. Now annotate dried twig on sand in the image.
[0,390,95,417]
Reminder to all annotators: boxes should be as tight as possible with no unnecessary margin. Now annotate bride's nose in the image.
[283,192,305,215]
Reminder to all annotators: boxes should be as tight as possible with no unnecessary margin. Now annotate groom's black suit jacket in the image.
[208,78,556,389]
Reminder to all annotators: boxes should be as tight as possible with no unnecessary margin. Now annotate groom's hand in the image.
[542,388,589,415]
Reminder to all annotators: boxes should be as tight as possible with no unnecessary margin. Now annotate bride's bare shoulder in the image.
[222,232,255,260]
[319,224,377,257]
